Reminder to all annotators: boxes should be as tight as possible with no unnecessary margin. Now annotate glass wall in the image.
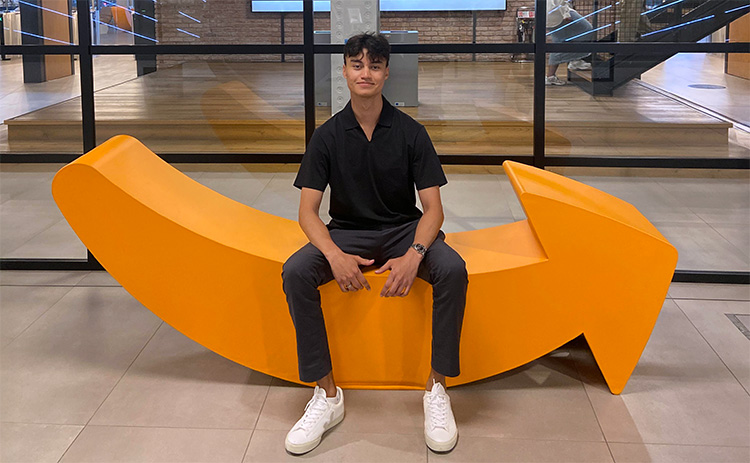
[1,1,748,276]
[0,54,83,154]
[92,54,306,154]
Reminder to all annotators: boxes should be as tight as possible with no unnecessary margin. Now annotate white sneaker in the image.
[423,382,458,453]
[285,386,345,455]
[568,59,592,71]
[545,75,566,86]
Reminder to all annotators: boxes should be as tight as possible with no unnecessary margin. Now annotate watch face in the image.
[413,243,426,255]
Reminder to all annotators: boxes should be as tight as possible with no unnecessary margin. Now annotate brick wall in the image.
[156,1,535,68]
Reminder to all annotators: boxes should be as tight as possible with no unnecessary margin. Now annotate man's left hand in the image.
[374,250,422,297]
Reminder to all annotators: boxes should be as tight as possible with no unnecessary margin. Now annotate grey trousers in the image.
[282,220,468,383]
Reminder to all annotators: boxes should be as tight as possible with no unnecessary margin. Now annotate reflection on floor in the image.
[2,163,748,273]
[1,57,748,157]
[642,53,750,127]
[1,270,748,462]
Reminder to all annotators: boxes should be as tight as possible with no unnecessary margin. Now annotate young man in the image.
[282,33,468,455]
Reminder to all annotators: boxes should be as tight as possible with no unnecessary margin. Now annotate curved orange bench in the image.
[52,135,677,394]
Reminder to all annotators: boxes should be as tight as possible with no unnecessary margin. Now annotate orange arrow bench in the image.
[52,135,678,394]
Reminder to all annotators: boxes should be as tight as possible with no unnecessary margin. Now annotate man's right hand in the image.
[327,251,374,292]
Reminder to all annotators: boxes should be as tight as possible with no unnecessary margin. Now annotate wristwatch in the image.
[411,243,427,258]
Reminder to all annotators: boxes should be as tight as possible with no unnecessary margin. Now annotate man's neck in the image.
[350,94,383,128]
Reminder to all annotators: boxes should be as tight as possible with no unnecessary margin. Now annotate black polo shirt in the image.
[294,97,447,230]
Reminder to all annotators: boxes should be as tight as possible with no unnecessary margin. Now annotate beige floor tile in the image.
[654,222,749,272]
[657,178,749,225]
[0,171,55,203]
[608,443,750,463]
[569,177,702,224]
[76,271,121,287]
[575,300,750,447]
[710,223,750,257]
[193,171,275,207]
[0,423,83,463]
[449,351,605,442]
[0,285,73,347]
[253,382,307,427]
[59,425,251,463]
[428,436,614,462]
[0,201,63,256]
[441,217,517,234]
[0,270,88,287]
[675,299,750,392]
[90,323,271,429]
[4,219,87,259]
[337,389,425,436]
[249,172,302,222]
[244,429,427,463]
[668,283,750,301]
[0,287,162,424]
[441,174,514,220]
[498,180,527,221]
[692,207,750,225]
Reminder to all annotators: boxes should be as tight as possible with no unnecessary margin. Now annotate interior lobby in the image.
[1,0,748,462]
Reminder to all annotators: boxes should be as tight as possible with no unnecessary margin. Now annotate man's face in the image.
[343,49,389,99]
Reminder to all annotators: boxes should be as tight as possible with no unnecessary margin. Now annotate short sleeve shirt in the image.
[294,97,447,230]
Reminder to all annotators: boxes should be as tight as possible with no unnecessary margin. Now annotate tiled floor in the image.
[2,163,748,273]
[1,272,748,462]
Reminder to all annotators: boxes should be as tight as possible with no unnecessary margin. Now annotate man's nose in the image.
[361,66,371,78]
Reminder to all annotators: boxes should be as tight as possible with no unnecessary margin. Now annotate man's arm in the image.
[375,185,444,297]
[299,187,374,292]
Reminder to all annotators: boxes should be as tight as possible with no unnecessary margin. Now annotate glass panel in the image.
[544,52,750,159]
[96,0,299,46]
[544,0,745,43]
[315,52,534,157]
[0,53,83,154]
[3,0,78,47]
[0,163,88,259]
[92,54,306,154]
[547,167,750,273]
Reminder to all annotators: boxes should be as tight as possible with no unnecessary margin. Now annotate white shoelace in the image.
[297,393,330,432]
[426,391,449,430]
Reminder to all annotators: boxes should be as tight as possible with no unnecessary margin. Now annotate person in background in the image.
[546,0,595,86]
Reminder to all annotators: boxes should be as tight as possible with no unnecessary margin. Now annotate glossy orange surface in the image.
[52,135,677,394]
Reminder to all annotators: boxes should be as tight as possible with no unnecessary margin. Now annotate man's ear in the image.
[385,66,389,80]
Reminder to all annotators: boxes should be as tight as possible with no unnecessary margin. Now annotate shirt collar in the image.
[341,96,395,130]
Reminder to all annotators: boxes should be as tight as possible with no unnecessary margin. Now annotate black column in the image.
[533,0,546,168]
[303,0,315,146]
[76,0,96,152]
[1,14,10,61]
[20,0,45,82]
[133,0,156,75]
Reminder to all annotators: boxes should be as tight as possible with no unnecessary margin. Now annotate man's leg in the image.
[282,242,336,386]
[281,243,345,455]
[417,233,468,380]
[282,230,379,455]
[415,231,468,453]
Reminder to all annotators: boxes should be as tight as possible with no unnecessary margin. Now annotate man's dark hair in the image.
[344,33,390,66]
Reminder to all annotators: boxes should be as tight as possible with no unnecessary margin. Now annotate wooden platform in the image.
[4,61,735,156]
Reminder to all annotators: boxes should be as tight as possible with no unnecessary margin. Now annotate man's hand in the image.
[327,251,374,292]
[375,249,422,297]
